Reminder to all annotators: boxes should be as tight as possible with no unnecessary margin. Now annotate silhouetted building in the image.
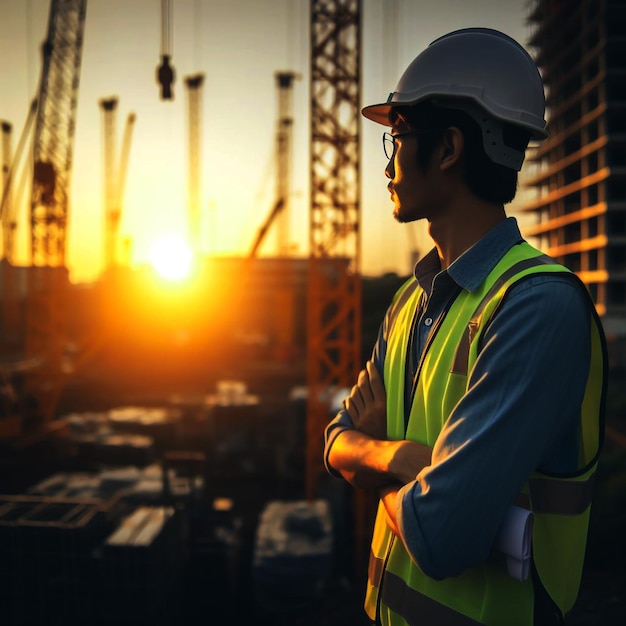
[521,1,626,350]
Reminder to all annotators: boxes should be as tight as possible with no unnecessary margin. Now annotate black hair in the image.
[391,101,531,204]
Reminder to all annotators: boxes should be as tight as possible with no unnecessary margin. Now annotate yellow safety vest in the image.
[365,242,607,625]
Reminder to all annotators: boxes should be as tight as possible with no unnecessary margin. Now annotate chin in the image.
[394,211,419,224]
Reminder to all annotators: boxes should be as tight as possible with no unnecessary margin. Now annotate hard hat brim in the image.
[361,103,394,126]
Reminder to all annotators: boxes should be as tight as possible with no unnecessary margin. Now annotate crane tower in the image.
[275,71,297,255]
[0,99,38,264]
[306,0,362,498]
[185,74,205,255]
[247,72,299,258]
[25,0,87,424]
[116,111,136,264]
[1,122,14,262]
[100,97,136,269]
[31,0,86,267]
[100,97,118,270]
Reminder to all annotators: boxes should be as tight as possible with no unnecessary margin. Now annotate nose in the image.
[385,157,394,179]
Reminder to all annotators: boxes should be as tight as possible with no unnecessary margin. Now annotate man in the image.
[323,28,607,626]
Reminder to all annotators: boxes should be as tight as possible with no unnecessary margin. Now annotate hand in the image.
[344,360,387,440]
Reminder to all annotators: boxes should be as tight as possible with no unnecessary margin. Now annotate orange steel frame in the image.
[306,0,362,500]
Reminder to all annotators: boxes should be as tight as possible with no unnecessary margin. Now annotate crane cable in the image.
[161,0,172,57]
[383,0,400,82]
[193,0,201,71]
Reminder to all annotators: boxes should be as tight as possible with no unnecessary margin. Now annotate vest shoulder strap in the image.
[451,253,562,376]
[385,277,420,341]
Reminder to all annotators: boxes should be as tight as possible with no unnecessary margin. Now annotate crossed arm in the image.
[326,277,594,578]
[327,360,432,534]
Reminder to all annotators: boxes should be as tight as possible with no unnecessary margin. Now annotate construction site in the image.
[1,0,626,624]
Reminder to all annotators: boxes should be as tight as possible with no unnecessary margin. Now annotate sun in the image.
[149,235,193,281]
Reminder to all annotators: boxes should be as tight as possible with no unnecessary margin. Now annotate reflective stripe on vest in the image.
[516,471,596,515]
[382,571,483,625]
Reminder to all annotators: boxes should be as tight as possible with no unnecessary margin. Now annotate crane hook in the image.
[156,54,175,100]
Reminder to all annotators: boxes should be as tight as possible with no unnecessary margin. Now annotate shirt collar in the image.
[413,217,524,293]
[413,247,440,295]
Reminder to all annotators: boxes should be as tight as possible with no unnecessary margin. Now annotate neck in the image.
[429,201,507,269]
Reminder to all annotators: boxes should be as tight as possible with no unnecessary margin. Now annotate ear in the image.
[439,127,464,171]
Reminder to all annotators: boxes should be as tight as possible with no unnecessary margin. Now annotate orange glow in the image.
[149,235,193,281]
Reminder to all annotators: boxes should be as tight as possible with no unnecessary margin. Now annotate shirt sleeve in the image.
[395,274,592,580]
[323,409,355,477]
[323,312,388,477]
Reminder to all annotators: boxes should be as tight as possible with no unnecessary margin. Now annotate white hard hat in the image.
[362,28,548,170]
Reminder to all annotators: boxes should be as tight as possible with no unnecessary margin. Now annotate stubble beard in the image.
[393,206,420,224]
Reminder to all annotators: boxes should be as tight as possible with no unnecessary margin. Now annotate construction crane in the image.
[275,71,298,256]
[31,0,86,268]
[1,122,13,262]
[1,99,39,264]
[247,71,299,258]
[1,104,39,429]
[185,74,205,255]
[100,97,118,270]
[116,111,136,263]
[0,121,21,355]
[23,0,87,425]
[100,97,136,270]
[306,0,362,498]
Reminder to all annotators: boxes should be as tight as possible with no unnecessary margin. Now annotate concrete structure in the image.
[521,0,626,344]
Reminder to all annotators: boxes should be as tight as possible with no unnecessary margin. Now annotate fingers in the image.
[358,368,375,405]
[344,362,386,423]
[366,360,386,405]
[344,383,364,421]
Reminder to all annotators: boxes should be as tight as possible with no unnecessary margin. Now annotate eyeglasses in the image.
[382,129,441,160]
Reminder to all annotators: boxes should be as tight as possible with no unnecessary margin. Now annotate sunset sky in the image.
[0,0,532,284]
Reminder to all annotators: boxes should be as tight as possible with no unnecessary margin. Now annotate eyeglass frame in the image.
[382,129,443,160]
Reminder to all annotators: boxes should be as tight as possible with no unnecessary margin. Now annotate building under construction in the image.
[522,0,626,352]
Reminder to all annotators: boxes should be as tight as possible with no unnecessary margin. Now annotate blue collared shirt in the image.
[323,217,592,580]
